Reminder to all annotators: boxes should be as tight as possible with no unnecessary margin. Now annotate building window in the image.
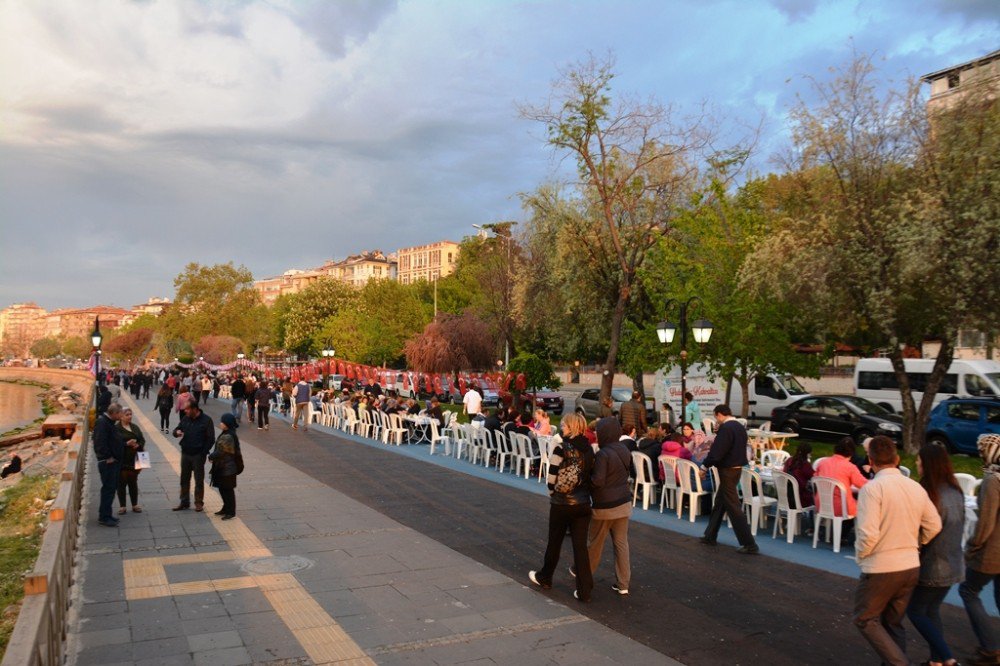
[947,72,960,89]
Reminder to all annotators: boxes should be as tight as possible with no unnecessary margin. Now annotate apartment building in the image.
[922,48,999,112]
[254,251,397,305]
[395,240,460,285]
[0,302,48,356]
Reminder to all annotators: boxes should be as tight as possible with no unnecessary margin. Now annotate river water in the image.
[0,381,44,434]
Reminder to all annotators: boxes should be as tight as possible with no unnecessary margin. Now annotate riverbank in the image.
[0,381,46,437]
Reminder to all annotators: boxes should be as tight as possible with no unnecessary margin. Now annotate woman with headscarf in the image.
[115,407,146,514]
[209,413,242,520]
[961,433,1000,666]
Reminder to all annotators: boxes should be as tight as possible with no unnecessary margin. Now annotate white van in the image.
[652,363,810,424]
[854,358,1000,413]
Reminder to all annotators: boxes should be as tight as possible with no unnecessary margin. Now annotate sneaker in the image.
[292,425,298,430]
[528,570,551,589]
[611,584,629,595]
[98,519,118,527]
[172,504,190,511]
[118,507,127,515]
[258,427,263,430]
[737,545,760,555]
[573,590,590,603]
[264,425,269,430]
[221,514,235,520]
[132,506,141,513]
[699,536,717,546]
[214,509,226,516]
[194,503,204,513]
[568,566,576,578]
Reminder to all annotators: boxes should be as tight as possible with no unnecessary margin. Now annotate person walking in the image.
[586,416,633,596]
[528,413,595,602]
[618,390,647,438]
[700,404,758,554]
[190,373,202,407]
[292,378,311,431]
[209,413,242,520]
[172,402,215,512]
[961,433,1000,666]
[93,403,124,526]
[854,436,942,666]
[255,381,273,431]
[906,443,965,666]
[230,375,246,422]
[115,407,146,514]
[245,375,257,422]
[154,383,173,433]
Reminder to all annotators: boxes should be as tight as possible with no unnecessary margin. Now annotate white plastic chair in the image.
[702,417,715,434]
[899,465,911,478]
[356,409,374,439]
[494,430,513,473]
[955,473,978,496]
[429,421,451,455]
[812,476,852,554]
[740,467,777,536]
[762,450,791,468]
[631,452,659,511]
[676,459,709,522]
[384,413,408,446]
[811,456,829,471]
[341,407,360,435]
[537,437,555,482]
[771,469,813,544]
[658,455,680,512]
[512,433,540,479]
[470,427,493,466]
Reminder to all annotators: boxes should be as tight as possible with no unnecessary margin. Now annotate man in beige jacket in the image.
[854,436,942,666]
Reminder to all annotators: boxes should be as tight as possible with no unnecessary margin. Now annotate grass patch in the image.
[0,473,58,655]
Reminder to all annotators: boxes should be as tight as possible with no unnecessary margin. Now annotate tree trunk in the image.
[891,338,955,455]
[739,377,751,418]
[632,370,645,402]
[600,289,630,402]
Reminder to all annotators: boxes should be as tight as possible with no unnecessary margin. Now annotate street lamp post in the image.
[90,317,103,387]
[657,297,713,426]
[321,348,335,388]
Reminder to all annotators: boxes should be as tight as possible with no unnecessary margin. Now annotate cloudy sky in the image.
[1,0,996,310]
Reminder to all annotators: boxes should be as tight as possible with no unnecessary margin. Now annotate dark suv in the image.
[926,397,1000,454]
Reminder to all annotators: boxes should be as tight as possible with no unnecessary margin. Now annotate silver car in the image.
[574,387,657,422]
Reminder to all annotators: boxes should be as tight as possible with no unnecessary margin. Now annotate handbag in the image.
[235,450,245,475]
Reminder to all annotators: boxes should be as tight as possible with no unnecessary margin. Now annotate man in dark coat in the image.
[93,403,125,526]
[172,402,215,511]
[618,391,647,438]
[700,404,758,554]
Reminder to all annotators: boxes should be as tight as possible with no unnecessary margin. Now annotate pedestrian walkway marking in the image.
[123,396,375,665]
[368,614,589,655]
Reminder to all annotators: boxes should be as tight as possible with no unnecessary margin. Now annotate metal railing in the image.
[2,385,93,666]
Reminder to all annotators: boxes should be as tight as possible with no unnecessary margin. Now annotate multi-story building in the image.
[922,48,999,113]
[131,297,172,317]
[45,306,134,340]
[395,240,460,285]
[0,302,48,356]
[253,250,397,305]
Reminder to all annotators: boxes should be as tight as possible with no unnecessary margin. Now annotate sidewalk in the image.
[65,394,675,665]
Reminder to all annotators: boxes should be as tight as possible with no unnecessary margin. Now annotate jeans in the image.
[97,459,121,522]
[853,568,919,666]
[704,467,755,547]
[179,452,206,507]
[258,404,270,428]
[906,584,953,662]
[536,503,593,600]
[960,567,1000,651]
[231,398,244,421]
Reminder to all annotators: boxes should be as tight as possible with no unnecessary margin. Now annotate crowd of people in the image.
[89,367,1000,665]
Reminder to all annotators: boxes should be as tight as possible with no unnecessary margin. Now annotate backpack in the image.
[554,445,585,494]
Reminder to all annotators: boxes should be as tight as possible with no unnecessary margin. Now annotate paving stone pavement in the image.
[64,394,676,666]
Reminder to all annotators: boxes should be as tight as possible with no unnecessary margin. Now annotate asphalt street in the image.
[184,394,982,665]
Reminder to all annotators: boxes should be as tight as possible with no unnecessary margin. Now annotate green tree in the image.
[282,278,357,353]
[741,55,1000,453]
[520,54,707,402]
[61,336,92,359]
[30,337,61,359]
[160,263,266,346]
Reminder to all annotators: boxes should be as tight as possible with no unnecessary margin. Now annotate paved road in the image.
[190,396,984,665]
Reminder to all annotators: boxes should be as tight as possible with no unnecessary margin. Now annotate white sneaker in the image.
[611,584,629,595]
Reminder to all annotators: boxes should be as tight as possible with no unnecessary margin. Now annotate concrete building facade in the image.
[396,240,460,285]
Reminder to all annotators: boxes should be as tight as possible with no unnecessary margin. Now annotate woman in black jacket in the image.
[154,384,173,433]
[529,413,595,602]
[209,413,241,520]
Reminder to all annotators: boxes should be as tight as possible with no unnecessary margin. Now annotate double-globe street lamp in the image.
[657,297,713,425]
[321,347,336,389]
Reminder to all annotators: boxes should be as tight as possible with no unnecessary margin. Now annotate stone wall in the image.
[0,367,95,405]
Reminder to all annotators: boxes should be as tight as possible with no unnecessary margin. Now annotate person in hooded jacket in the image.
[529,413,595,602]
[586,417,634,596]
[209,413,242,519]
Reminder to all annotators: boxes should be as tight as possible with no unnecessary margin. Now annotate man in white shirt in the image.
[462,386,483,419]
[853,436,941,666]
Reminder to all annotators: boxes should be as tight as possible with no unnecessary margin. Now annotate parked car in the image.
[574,387,657,423]
[771,395,903,444]
[926,397,1000,454]
[450,385,500,409]
[528,387,565,414]
[328,374,346,390]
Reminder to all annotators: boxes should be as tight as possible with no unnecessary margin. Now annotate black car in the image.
[771,395,903,444]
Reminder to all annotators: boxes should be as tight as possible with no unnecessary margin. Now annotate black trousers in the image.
[704,466,756,547]
[537,503,594,600]
[218,486,236,516]
[179,452,206,506]
[159,407,171,430]
[258,404,270,428]
[118,469,140,506]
